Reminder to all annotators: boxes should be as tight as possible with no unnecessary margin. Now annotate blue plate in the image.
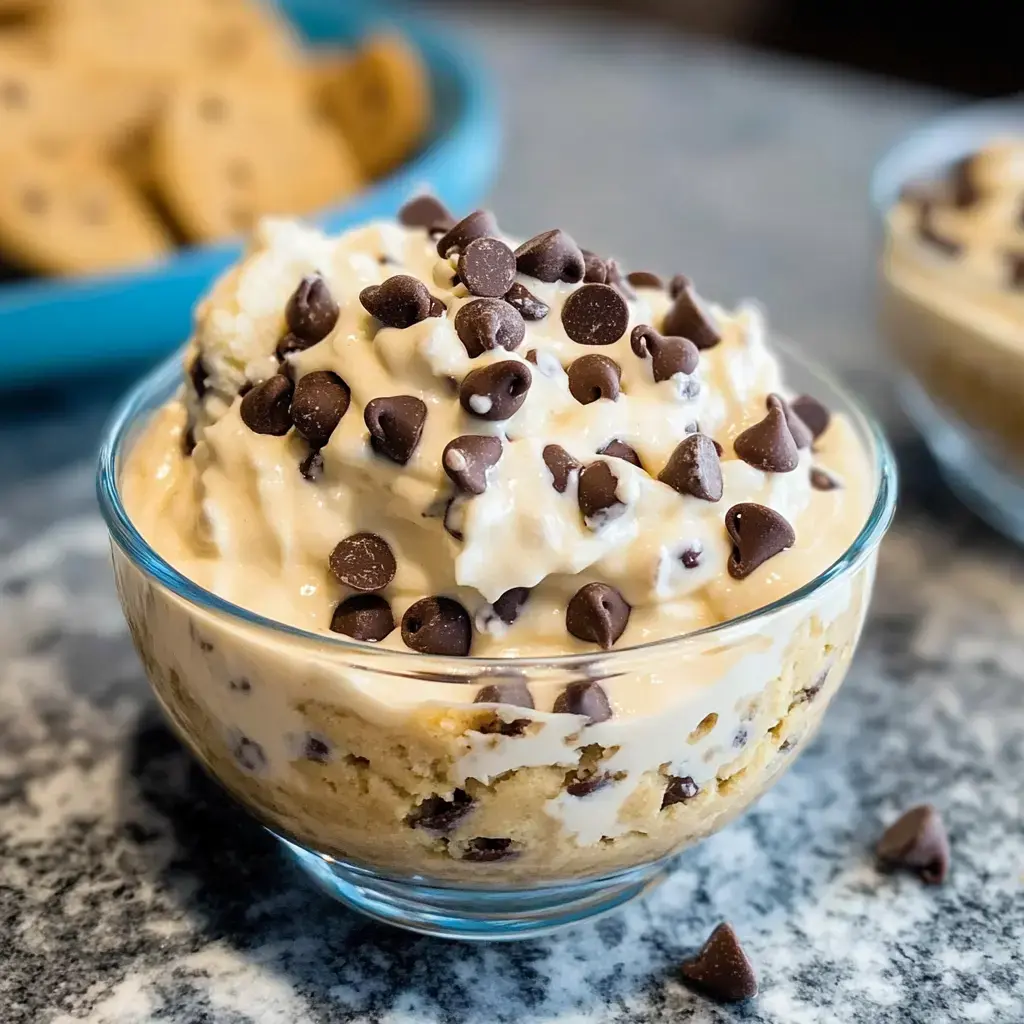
[0,0,500,387]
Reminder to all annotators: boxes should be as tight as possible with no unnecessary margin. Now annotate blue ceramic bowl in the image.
[0,0,499,387]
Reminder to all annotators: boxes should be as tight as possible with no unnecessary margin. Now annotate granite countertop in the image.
[2,7,1023,1023]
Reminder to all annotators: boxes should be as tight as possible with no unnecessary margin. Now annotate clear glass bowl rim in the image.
[96,340,898,672]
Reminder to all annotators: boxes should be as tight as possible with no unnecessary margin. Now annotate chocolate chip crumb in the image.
[330,594,395,642]
[680,544,702,569]
[725,502,796,580]
[662,775,699,807]
[402,596,472,656]
[300,449,324,481]
[680,923,758,1003]
[303,734,331,763]
[461,837,517,862]
[406,789,473,833]
[553,679,613,722]
[504,281,550,320]
[566,771,612,797]
[877,804,950,884]
[329,533,396,592]
[565,583,630,649]
[232,734,266,773]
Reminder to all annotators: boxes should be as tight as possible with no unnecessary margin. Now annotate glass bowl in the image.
[872,97,1024,541]
[97,341,896,941]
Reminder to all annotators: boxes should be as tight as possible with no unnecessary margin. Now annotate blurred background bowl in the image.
[0,0,499,389]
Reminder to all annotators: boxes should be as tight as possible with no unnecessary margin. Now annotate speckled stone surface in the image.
[2,8,1023,1023]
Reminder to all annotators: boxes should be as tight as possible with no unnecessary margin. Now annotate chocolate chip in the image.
[461,837,517,862]
[364,395,427,464]
[455,297,525,357]
[662,283,721,350]
[229,677,252,692]
[794,668,828,704]
[916,202,962,256]
[566,771,612,797]
[514,229,584,283]
[360,274,434,329]
[459,237,517,297]
[811,467,840,491]
[406,789,473,833]
[504,281,550,320]
[428,295,447,317]
[304,734,331,763]
[770,393,813,450]
[436,209,498,257]
[877,804,950,885]
[276,333,307,360]
[627,270,664,289]
[189,355,207,397]
[183,427,197,456]
[402,596,472,656]
[475,678,534,708]
[659,434,723,502]
[300,449,324,481]
[561,283,629,346]
[790,394,831,440]
[566,583,630,649]
[668,273,691,299]
[662,775,699,808]
[442,434,503,494]
[598,440,643,469]
[285,273,339,344]
[329,533,396,592]
[443,497,465,540]
[398,194,454,231]
[290,370,350,448]
[459,360,532,421]
[543,444,581,493]
[331,594,395,641]
[949,155,980,209]
[553,679,613,722]
[680,544,702,569]
[733,396,800,472]
[240,374,293,435]
[492,587,530,625]
[680,923,758,1003]
[582,250,608,283]
[232,734,266,773]
[567,354,621,405]
[725,502,796,580]
[578,461,624,525]
[630,324,700,382]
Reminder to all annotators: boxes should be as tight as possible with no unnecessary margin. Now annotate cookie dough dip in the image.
[103,199,894,936]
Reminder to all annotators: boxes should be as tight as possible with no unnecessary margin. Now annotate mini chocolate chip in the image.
[329,533,396,592]
[543,444,581,493]
[565,583,630,649]
[232,734,266,773]
[553,679,613,722]
[360,274,434,328]
[504,281,550,320]
[455,297,525,357]
[290,370,351,448]
[240,374,293,435]
[668,273,691,299]
[630,324,700,382]
[662,284,721,349]
[459,237,517,297]
[627,270,664,289]
[680,923,759,1003]
[561,283,629,345]
[659,434,723,502]
[475,678,534,708]
[286,273,339,344]
[790,394,831,440]
[300,449,324,481]
[578,461,624,525]
[680,543,702,569]
[407,789,473,832]
[810,467,840,491]
[725,502,796,580]
[461,837,517,862]
[402,596,472,656]
[436,209,498,257]
[304,734,331,763]
[515,228,585,283]
[916,202,962,256]
[189,355,207,397]
[567,354,621,405]
[877,804,950,884]
[331,594,395,641]
[492,587,530,625]
[566,771,612,797]
[459,360,532,421]
[733,397,800,472]
[662,775,699,808]
[771,393,813,449]
[443,434,503,494]
[364,395,427,464]
[598,440,643,469]
[398,194,454,230]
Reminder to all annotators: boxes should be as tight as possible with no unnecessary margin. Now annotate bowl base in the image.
[899,372,1024,543]
[276,834,670,941]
